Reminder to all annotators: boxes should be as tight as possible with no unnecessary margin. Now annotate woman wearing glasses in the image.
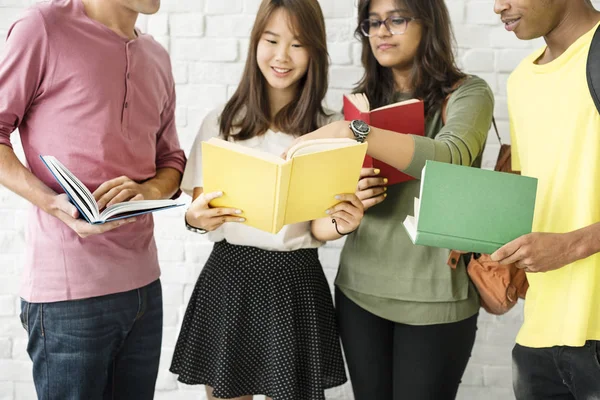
[292,0,494,399]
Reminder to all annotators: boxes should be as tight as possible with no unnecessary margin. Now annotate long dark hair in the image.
[354,0,466,116]
[220,0,329,140]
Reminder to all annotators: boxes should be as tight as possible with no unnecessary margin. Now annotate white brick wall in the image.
[1,1,597,399]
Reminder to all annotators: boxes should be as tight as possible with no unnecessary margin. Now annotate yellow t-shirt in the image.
[508,22,600,348]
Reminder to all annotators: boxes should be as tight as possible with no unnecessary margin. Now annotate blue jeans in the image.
[513,341,600,399]
[20,279,163,400]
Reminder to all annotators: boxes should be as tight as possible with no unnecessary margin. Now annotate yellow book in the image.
[202,137,368,233]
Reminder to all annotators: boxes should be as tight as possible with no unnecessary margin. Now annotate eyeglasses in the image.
[359,16,418,37]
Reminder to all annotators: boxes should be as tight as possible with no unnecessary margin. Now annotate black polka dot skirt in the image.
[170,240,347,400]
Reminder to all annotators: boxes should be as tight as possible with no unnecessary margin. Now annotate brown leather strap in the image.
[447,250,463,269]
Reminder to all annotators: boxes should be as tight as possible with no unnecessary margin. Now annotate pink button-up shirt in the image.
[0,0,186,302]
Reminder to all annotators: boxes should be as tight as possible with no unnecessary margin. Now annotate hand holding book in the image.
[356,167,387,211]
[41,156,185,226]
[185,190,246,232]
[203,137,367,233]
[94,175,157,210]
[50,193,137,239]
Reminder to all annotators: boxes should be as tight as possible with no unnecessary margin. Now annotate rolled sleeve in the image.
[0,8,49,149]
[402,77,494,178]
[155,83,186,174]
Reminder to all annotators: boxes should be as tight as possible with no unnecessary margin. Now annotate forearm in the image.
[0,144,57,214]
[310,217,342,242]
[569,222,600,263]
[365,127,415,171]
[140,167,182,200]
[330,121,416,170]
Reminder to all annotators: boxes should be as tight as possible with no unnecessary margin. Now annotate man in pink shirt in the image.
[0,0,186,398]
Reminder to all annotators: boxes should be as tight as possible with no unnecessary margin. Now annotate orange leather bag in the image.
[448,251,528,315]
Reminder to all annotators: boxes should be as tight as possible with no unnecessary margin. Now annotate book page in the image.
[207,137,285,165]
[403,167,425,243]
[42,157,98,222]
[100,200,183,221]
[49,157,99,218]
[344,93,370,113]
[402,215,417,242]
[414,197,421,222]
[286,138,358,160]
[372,98,420,112]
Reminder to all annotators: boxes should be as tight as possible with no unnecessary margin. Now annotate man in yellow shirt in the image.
[492,0,600,398]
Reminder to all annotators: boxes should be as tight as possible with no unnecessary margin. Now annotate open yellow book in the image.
[202,137,368,233]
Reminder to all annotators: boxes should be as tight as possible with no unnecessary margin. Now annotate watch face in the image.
[353,120,369,133]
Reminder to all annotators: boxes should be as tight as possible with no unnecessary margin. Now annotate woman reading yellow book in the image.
[169,1,363,399]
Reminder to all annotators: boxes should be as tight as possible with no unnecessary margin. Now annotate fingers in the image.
[209,215,246,228]
[71,217,137,238]
[333,193,364,211]
[362,193,387,211]
[360,168,381,179]
[55,194,80,219]
[357,176,387,191]
[356,186,387,201]
[327,194,364,225]
[105,188,139,208]
[93,176,130,201]
[205,207,243,219]
[96,185,129,210]
[491,236,525,263]
[191,191,223,209]
[194,213,245,232]
[330,210,354,224]
[187,191,245,232]
[131,193,144,201]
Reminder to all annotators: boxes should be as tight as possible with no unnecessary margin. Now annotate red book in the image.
[343,93,425,185]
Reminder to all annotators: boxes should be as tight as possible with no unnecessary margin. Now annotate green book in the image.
[403,160,538,254]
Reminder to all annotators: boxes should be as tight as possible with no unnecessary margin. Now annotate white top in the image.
[181,106,343,251]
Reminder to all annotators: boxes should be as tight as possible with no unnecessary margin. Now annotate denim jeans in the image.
[513,341,600,400]
[20,279,163,400]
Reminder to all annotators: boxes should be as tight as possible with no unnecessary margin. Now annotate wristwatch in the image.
[349,119,370,143]
[185,214,208,234]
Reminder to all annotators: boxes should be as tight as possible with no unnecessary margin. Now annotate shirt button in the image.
[127,73,130,79]
[124,102,128,108]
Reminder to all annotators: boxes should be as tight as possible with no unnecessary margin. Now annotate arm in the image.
[94,167,182,209]
[141,167,182,200]
[0,10,134,237]
[94,74,186,208]
[491,225,600,273]
[287,78,494,175]
[0,146,135,236]
[0,145,72,217]
[311,193,364,242]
